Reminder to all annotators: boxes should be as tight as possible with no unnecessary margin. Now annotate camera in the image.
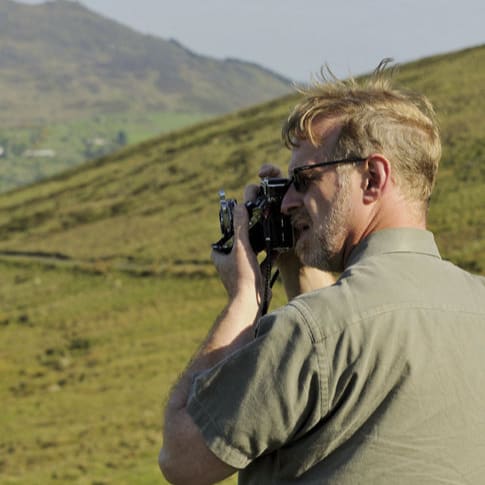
[212,177,294,254]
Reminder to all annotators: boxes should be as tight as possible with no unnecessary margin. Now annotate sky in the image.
[15,0,485,82]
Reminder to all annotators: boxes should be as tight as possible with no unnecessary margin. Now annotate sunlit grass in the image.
[0,260,239,484]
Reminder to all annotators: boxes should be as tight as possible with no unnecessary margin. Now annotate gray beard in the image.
[296,175,352,273]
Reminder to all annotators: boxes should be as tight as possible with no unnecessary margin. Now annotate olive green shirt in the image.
[188,228,485,484]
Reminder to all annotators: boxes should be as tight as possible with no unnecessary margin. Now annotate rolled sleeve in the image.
[187,304,325,469]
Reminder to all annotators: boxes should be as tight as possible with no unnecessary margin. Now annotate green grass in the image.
[0,257,288,484]
[0,259,243,484]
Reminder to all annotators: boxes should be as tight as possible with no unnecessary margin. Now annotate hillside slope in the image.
[0,45,484,274]
[0,0,291,126]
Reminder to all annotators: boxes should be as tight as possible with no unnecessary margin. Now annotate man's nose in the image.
[281,182,301,215]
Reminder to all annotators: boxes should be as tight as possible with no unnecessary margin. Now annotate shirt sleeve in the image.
[187,303,326,469]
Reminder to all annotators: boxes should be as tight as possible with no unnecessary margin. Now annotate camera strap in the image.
[260,249,280,316]
[211,233,233,254]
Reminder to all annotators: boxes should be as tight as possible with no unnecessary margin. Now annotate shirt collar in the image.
[346,228,441,269]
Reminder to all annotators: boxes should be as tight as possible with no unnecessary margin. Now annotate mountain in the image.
[0,44,484,274]
[0,0,292,124]
[0,0,292,126]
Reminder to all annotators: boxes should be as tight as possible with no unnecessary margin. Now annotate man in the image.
[159,62,485,484]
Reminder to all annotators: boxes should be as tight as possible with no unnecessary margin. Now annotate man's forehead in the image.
[288,119,342,170]
[311,117,343,150]
[287,139,322,175]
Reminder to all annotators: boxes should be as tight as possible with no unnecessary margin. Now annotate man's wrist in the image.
[226,291,262,324]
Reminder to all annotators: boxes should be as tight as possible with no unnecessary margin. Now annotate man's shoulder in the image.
[287,253,485,340]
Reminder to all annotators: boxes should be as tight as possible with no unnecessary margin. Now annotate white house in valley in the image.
[23,149,56,158]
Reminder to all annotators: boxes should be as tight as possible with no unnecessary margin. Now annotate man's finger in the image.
[258,164,283,179]
[244,184,259,203]
[232,204,250,244]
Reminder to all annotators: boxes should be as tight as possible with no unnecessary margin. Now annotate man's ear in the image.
[362,154,391,204]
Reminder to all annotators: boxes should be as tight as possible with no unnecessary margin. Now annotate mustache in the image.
[290,210,311,228]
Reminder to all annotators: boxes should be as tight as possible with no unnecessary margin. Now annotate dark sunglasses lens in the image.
[293,173,305,192]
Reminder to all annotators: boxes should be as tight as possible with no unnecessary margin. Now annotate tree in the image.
[116,130,128,147]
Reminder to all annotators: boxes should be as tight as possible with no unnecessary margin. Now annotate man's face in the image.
[281,120,356,272]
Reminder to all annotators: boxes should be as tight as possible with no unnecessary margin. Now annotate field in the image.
[0,260,237,484]
[0,111,210,193]
[1,45,485,484]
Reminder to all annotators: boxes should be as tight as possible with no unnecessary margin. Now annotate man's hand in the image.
[212,203,263,308]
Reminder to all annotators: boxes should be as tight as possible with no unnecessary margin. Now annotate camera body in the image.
[212,177,294,254]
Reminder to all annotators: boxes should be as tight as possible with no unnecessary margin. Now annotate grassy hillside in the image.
[0,95,296,274]
[1,45,485,484]
[0,44,484,272]
[0,260,234,484]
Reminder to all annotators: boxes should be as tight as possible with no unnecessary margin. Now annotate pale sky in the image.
[15,0,485,81]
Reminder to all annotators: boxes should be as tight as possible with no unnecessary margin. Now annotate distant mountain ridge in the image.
[0,0,292,126]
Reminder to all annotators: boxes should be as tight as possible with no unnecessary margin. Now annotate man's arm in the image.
[159,205,263,484]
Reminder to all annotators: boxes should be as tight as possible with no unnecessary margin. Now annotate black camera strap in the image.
[211,233,233,254]
[260,248,280,316]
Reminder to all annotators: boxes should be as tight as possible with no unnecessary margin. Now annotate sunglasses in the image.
[290,157,367,192]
